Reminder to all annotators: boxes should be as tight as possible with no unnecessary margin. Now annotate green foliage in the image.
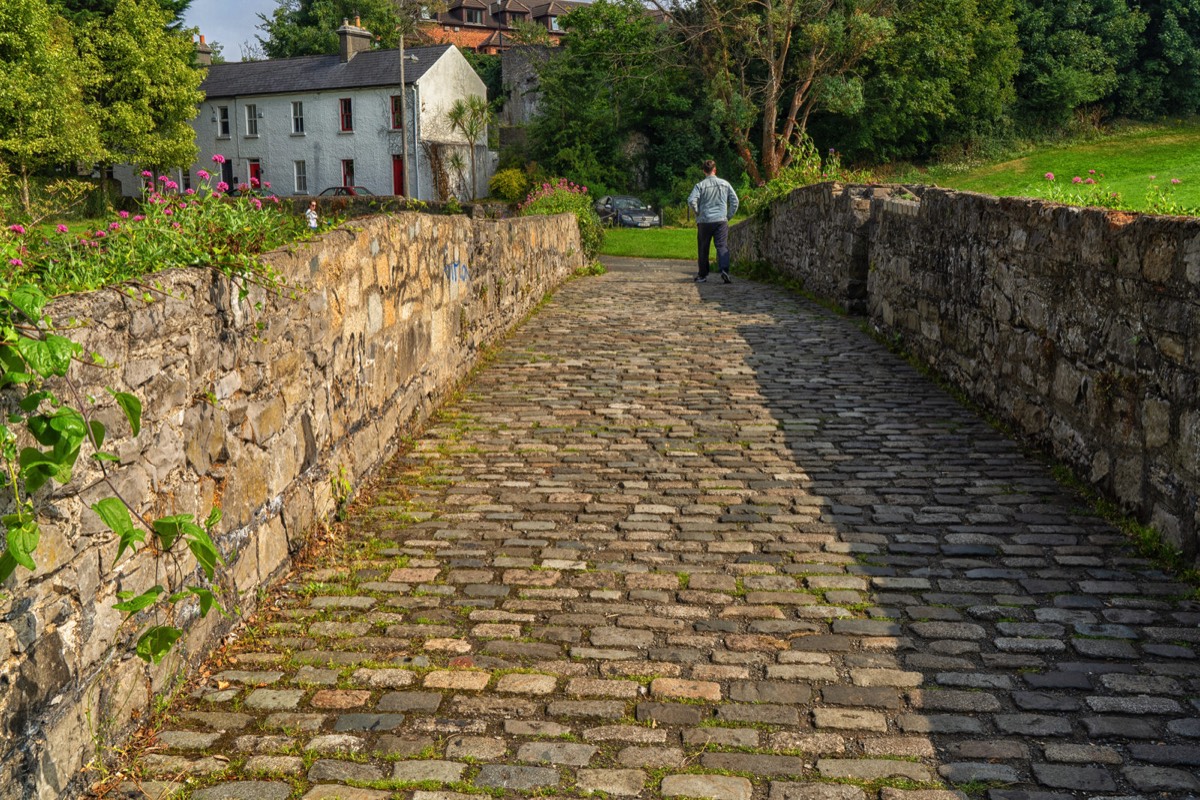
[84,0,203,173]
[1027,169,1125,208]
[529,0,715,204]
[447,95,493,200]
[488,168,530,203]
[741,136,876,217]
[0,0,103,216]
[50,0,192,26]
[1013,0,1147,125]
[519,177,604,259]
[256,0,403,58]
[1115,0,1200,117]
[819,0,1020,161]
[461,51,502,110]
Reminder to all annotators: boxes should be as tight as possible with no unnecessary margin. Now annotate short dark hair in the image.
[702,159,717,174]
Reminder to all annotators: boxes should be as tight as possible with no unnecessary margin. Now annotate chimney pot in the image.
[199,34,206,44]
[338,17,373,62]
[355,15,361,26]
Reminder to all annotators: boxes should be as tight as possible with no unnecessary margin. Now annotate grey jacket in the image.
[687,175,740,223]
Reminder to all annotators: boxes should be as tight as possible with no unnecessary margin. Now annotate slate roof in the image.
[200,45,452,100]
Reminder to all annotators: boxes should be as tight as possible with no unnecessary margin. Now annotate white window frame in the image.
[291,101,304,134]
[245,104,259,137]
[217,106,230,137]
[294,160,307,194]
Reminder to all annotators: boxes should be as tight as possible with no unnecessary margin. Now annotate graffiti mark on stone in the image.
[444,261,470,283]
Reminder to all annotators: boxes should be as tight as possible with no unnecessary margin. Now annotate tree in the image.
[1013,0,1146,124]
[257,0,403,58]
[0,0,102,216]
[84,0,203,174]
[529,0,715,199]
[50,0,191,26]
[509,17,553,44]
[670,0,893,184]
[1114,0,1200,116]
[819,0,1019,160]
[448,95,493,199]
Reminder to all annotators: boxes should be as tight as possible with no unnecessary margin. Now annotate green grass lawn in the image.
[600,226,697,260]
[918,121,1200,211]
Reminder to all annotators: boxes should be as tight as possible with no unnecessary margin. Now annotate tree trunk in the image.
[20,163,31,219]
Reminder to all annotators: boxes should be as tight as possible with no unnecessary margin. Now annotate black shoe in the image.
[721,273,731,284]
[694,276,707,283]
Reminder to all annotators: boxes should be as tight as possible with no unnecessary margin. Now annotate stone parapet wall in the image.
[0,212,583,800]
[733,183,1200,564]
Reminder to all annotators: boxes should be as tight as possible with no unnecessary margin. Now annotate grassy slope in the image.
[920,121,1200,210]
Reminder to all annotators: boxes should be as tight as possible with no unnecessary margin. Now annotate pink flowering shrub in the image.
[518,178,603,259]
[1,155,305,293]
[1034,169,1122,210]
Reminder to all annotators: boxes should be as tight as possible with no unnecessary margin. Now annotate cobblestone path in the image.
[119,258,1200,800]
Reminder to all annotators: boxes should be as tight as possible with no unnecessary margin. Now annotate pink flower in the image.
[212,154,226,164]
[250,177,260,187]
[119,210,130,219]
[237,183,249,192]
[185,188,195,195]
[1084,178,1096,185]
[133,215,145,222]
[1044,173,1054,181]
[9,224,25,234]
[263,181,271,189]
[1171,178,1182,185]
[158,175,169,183]
[141,170,153,178]
[172,222,180,229]
[163,208,173,216]
[216,181,229,192]
[109,222,121,231]
[164,180,178,190]
[94,230,107,238]
[252,198,263,210]
[56,224,69,233]
[1072,176,1082,184]
[197,169,210,180]
[1088,169,1096,175]
[9,258,22,267]
[180,202,188,209]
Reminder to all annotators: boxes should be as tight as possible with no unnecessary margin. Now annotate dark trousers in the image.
[697,221,730,278]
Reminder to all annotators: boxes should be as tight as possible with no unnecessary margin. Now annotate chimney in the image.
[195,33,213,66]
[338,17,372,63]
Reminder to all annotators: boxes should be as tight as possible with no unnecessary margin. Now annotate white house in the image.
[115,22,494,201]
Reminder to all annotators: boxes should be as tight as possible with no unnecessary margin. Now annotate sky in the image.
[184,0,278,61]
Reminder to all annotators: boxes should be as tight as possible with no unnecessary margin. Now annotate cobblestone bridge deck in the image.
[112,258,1200,800]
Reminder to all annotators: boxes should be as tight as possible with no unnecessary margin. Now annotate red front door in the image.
[392,155,405,196]
[248,160,261,187]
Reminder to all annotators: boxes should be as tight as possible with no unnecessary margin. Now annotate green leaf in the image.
[89,419,105,449]
[113,585,164,614]
[92,497,144,562]
[135,626,183,664]
[2,513,40,572]
[109,390,142,437]
[204,506,222,531]
[152,514,192,551]
[15,335,74,378]
[168,586,224,617]
[185,525,223,581]
[17,448,65,493]
[0,346,32,386]
[92,451,120,463]
[6,285,48,321]
[0,552,19,584]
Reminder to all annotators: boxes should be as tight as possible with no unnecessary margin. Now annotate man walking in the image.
[687,159,740,284]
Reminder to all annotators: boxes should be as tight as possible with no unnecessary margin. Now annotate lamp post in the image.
[398,37,418,199]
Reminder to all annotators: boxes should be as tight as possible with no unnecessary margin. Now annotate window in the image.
[291,101,304,134]
[391,95,404,129]
[342,159,355,187]
[294,160,308,194]
[217,106,230,137]
[465,7,483,23]
[508,11,525,23]
[221,160,234,188]
[419,4,433,19]
[245,104,258,136]
[548,15,560,30]
[339,98,353,131]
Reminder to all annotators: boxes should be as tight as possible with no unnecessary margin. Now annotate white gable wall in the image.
[113,47,495,202]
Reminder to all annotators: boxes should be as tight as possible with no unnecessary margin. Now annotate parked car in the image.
[318,186,375,196]
[594,195,661,227]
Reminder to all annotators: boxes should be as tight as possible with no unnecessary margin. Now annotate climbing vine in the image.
[0,159,304,664]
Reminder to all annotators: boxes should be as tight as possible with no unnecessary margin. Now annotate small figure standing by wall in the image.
[687,159,740,284]
[306,200,320,230]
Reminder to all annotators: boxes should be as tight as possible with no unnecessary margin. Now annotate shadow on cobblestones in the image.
[98,256,1200,800]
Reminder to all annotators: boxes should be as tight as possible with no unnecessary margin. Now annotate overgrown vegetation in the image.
[518,178,604,260]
